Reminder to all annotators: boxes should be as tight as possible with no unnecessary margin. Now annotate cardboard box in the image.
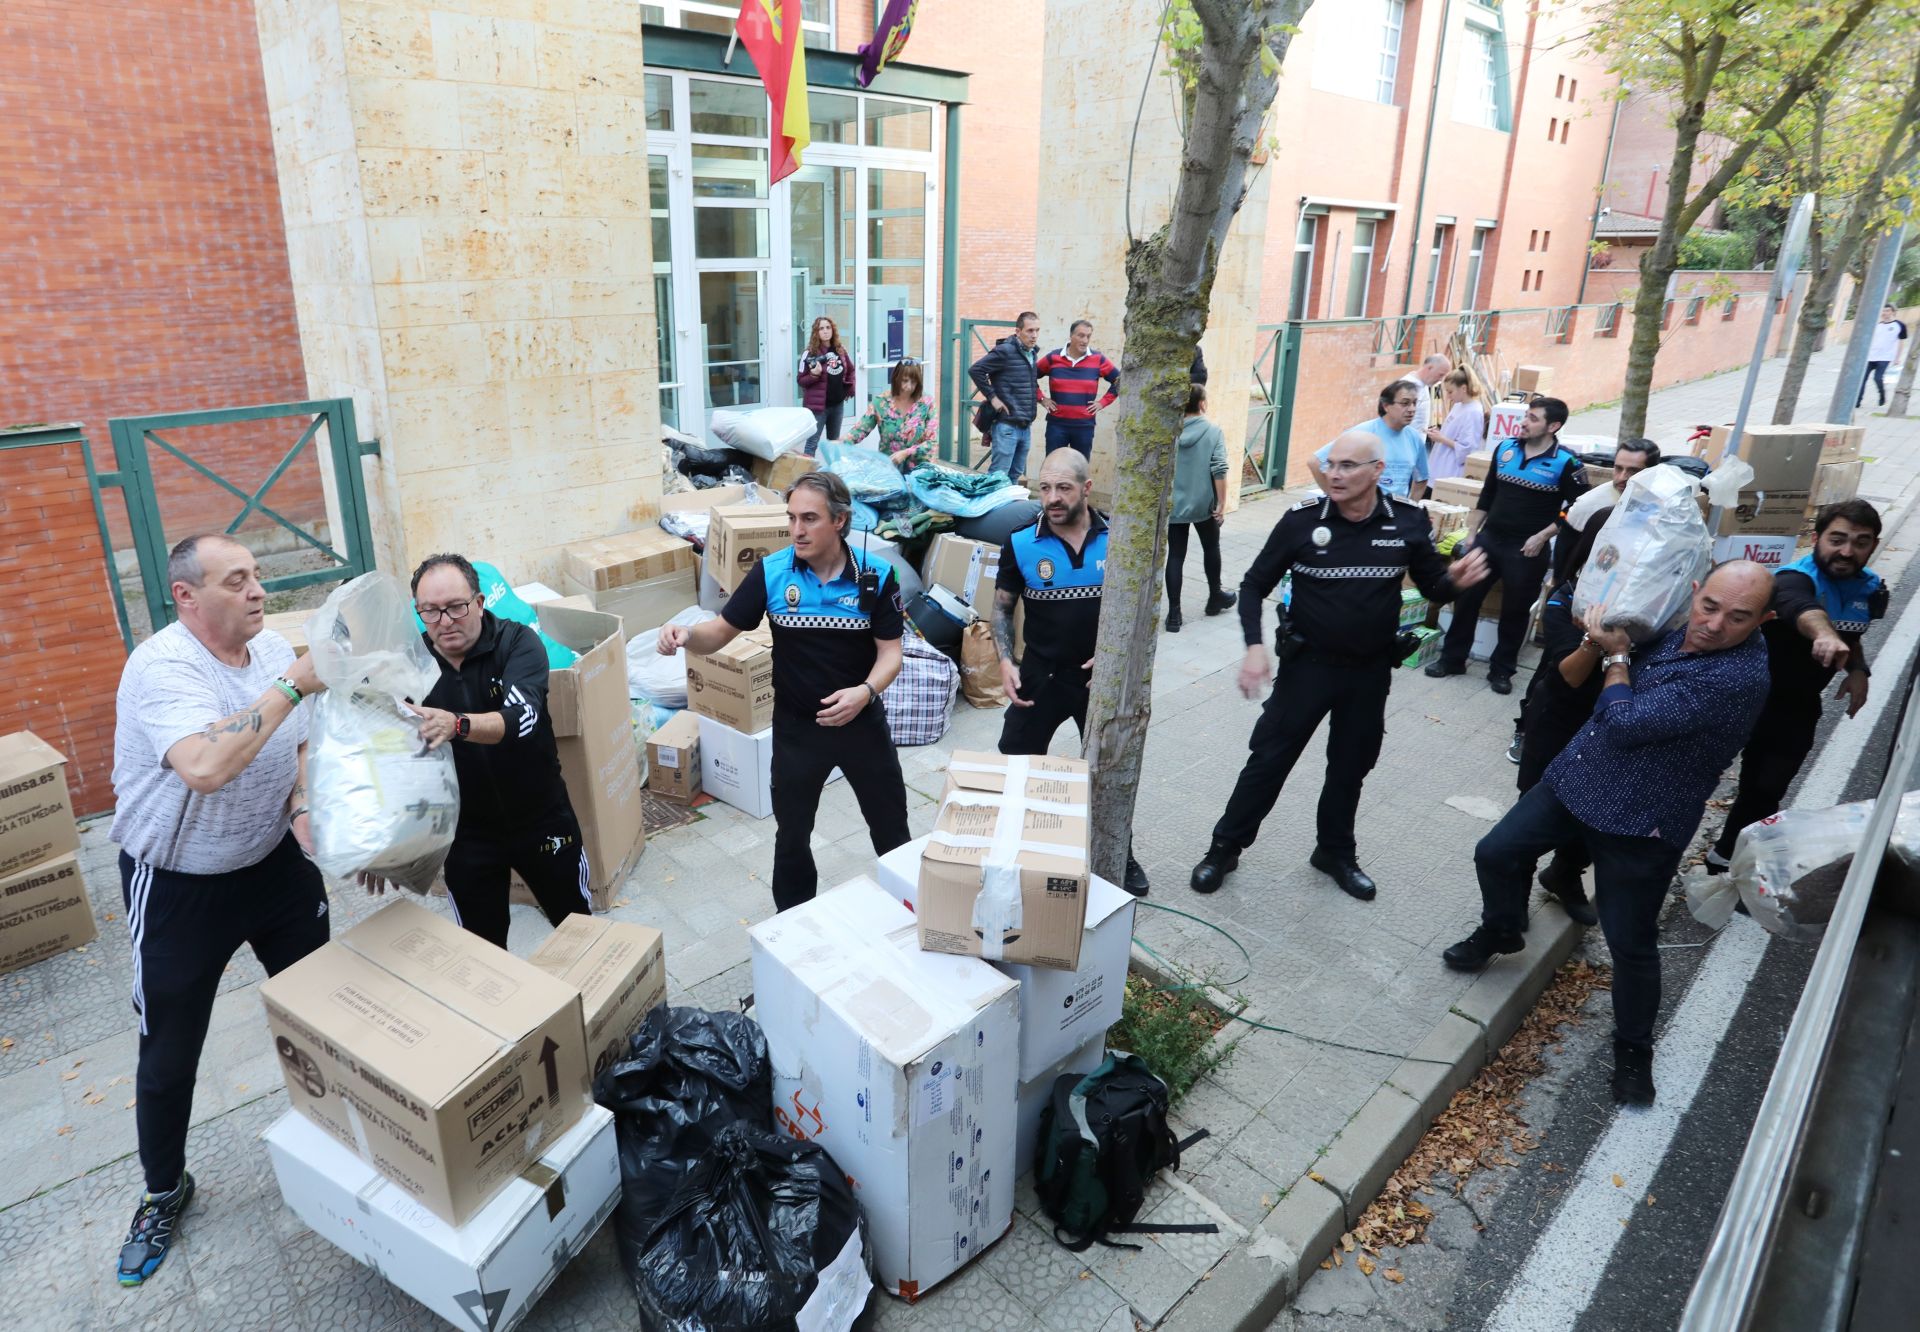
[528,915,666,1083]
[1702,424,1825,492]
[750,450,818,491]
[646,711,702,803]
[707,504,792,594]
[1399,625,1443,670]
[562,528,697,594]
[562,567,697,637]
[1512,365,1554,394]
[1462,450,1496,482]
[687,630,775,734]
[658,482,759,525]
[922,534,1003,607]
[1810,458,1864,512]
[749,878,1018,1299]
[259,899,593,1226]
[0,852,96,976]
[265,1104,618,1332]
[1487,402,1528,441]
[1423,500,1468,541]
[1713,534,1801,570]
[1016,1038,1106,1177]
[264,610,310,656]
[1429,476,1481,511]
[1716,489,1815,538]
[878,836,1133,1081]
[696,715,774,819]
[0,732,78,880]
[1398,588,1429,631]
[531,603,646,908]
[919,752,1091,971]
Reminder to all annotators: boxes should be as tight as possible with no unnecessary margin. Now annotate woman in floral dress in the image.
[843,360,939,472]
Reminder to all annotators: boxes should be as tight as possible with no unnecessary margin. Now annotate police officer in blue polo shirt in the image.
[990,450,1149,896]
[1426,395,1589,695]
[657,471,910,910]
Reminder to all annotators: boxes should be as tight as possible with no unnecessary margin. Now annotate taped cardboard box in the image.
[1715,488,1815,539]
[750,450,818,491]
[528,915,666,1082]
[707,504,792,594]
[687,628,775,734]
[265,1104,618,1332]
[1809,422,1865,465]
[1429,476,1481,511]
[0,732,78,880]
[264,610,310,656]
[563,528,697,593]
[1810,458,1864,512]
[919,751,1091,972]
[694,712,840,819]
[1702,424,1824,492]
[561,568,697,639]
[0,852,96,977]
[1714,534,1801,571]
[1462,450,1495,483]
[922,534,1003,607]
[259,899,593,1226]
[645,711,702,803]
[532,602,646,908]
[1423,500,1468,541]
[748,878,1018,1299]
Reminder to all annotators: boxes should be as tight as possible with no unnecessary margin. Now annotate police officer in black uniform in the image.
[1190,430,1490,900]
[989,450,1149,895]
[658,471,909,911]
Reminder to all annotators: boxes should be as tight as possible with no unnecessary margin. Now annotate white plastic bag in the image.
[304,574,459,892]
[1573,465,1712,643]
[1725,801,1875,940]
[626,607,716,707]
[711,407,817,461]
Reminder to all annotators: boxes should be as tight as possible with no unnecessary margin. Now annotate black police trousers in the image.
[443,807,593,948]
[119,833,329,1194]
[1440,534,1550,677]
[1212,652,1391,857]
[998,653,1089,755]
[770,708,910,911]
[1712,700,1821,860]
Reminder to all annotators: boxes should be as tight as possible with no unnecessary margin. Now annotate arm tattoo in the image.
[197,710,263,743]
[991,589,1018,659]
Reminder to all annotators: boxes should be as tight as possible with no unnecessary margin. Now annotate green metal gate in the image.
[107,399,380,631]
[1245,323,1298,494]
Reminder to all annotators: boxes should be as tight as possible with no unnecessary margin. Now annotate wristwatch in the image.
[1602,653,1632,671]
[454,713,471,740]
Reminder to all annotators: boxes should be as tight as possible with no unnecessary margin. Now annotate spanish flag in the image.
[735,0,810,184]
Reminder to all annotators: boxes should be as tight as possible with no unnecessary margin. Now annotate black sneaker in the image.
[1611,1040,1656,1106]
[1424,659,1466,679]
[118,1172,195,1286]
[1165,607,1183,633]
[1205,590,1239,616]
[1488,671,1514,696]
[1441,926,1524,971]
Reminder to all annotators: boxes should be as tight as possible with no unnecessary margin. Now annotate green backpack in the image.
[1033,1052,1216,1252]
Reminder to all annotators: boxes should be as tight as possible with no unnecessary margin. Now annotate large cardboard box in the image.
[1716,489,1814,538]
[1015,1038,1106,1177]
[259,900,593,1226]
[1462,450,1495,482]
[1810,458,1864,512]
[0,852,96,976]
[528,916,666,1082]
[563,528,697,593]
[1512,365,1554,394]
[922,534,1003,607]
[1429,475,1481,511]
[532,603,645,908]
[707,504,792,594]
[749,450,818,491]
[562,568,697,638]
[749,878,1018,1299]
[646,711,703,803]
[1713,534,1801,571]
[1487,402,1528,441]
[879,836,1131,1081]
[265,1105,618,1332]
[0,732,78,880]
[1808,422,1865,465]
[918,752,1091,971]
[1702,424,1825,492]
[687,629,775,734]
[264,609,310,656]
[1422,500,1468,541]
[696,715,774,819]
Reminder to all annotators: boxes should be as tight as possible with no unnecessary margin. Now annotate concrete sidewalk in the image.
[5,338,1917,1332]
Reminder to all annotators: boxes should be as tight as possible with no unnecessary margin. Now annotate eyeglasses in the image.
[1324,461,1380,475]
[418,599,474,624]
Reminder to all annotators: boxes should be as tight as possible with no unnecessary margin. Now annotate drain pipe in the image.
[1399,0,1455,319]
[1577,89,1626,305]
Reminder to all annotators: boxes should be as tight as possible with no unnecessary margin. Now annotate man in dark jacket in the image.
[406,553,590,947]
[969,310,1040,481]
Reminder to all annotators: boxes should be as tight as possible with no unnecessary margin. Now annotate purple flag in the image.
[857,0,920,87]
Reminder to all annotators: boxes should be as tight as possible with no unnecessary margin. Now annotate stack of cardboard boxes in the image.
[1700,423,1830,569]
[0,732,95,976]
[262,899,666,1330]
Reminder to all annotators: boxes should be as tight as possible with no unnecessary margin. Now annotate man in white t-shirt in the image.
[107,533,329,1288]
[1394,353,1452,436]
[1861,303,1908,408]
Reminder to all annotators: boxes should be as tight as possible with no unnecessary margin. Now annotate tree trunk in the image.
[1618,102,1705,440]
[1891,333,1920,416]
[1081,0,1310,883]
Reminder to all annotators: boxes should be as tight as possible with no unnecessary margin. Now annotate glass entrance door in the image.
[862,166,928,396]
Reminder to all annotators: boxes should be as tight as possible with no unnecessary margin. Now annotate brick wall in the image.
[0,439,125,816]
[0,0,317,545]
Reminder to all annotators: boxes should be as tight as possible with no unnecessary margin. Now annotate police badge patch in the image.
[785,584,801,607]
[1037,558,1056,581]
[1311,526,1332,547]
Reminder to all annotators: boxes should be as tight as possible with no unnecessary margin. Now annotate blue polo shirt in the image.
[721,542,903,722]
[1475,436,1589,541]
[1314,417,1430,497]
[996,512,1109,667]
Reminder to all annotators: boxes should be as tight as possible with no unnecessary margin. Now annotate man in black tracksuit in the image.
[408,553,591,947]
[1190,429,1490,901]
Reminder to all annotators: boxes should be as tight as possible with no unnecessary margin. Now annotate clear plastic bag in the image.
[303,574,459,892]
[660,484,769,546]
[626,607,716,708]
[1572,464,1712,643]
[1727,801,1875,940]
[817,440,908,502]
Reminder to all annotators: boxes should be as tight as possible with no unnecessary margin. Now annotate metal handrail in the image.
[1681,670,1920,1330]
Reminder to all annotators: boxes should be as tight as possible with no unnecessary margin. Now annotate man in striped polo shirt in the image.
[1035,319,1121,460]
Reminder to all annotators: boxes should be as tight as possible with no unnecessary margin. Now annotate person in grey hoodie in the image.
[1166,383,1236,631]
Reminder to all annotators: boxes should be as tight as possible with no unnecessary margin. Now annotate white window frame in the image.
[1345,218,1378,319]
[1425,222,1453,312]
[645,1,835,47]
[1455,23,1503,129]
[1289,214,1318,320]
[1462,224,1493,311]
[1376,0,1406,104]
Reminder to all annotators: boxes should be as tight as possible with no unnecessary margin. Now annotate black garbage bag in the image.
[596,1006,773,1249]
[678,438,750,476]
[953,498,1041,545]
[717,463,755,487]
[631,1122,872,1332]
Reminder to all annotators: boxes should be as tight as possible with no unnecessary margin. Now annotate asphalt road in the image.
[1273,523,1920,1332]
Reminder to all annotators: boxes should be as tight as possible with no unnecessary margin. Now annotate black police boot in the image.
[1309,848,1376,901]
[1442,925,1525,971]
[1424,658,1466,679]
[1487,670,1514,696]
[1611,1040,1656,1106]
[1165,606,1183,633]
[1538,860,1598,926]
[1205,589,1238,616]
[1123,854,1150,897]
[1190,840,1238,894]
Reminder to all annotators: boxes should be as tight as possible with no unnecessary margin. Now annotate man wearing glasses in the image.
[406,553,591,946]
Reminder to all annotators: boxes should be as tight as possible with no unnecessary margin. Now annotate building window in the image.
[1345,218,1378,318]
[1723,295,1739,320]
[646,1,835,49]
[1521,269,1531,294]
[1528,229,1538,252]
[1462,225,1491,309]
[1289,214,1319,320]
[1311,0,1406,107]
[1424,223,1453,311]
[1547,116,1557,141]
[1555,73,1565,98]
[1541,230,1551,252]
[1569,78,1578,100]
[1454,21,1511,130]
[1560,119,1570,144]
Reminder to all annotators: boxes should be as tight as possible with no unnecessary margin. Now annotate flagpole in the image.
[724,30,739,65]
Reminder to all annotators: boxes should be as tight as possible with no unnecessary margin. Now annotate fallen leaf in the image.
[125,1098,137,1109]
[1383,1269,1405,1284]
[84,1094,103,1106]
[1340,1233,1356,1252]
[60,1070,79,1082]
[1331,1250,1342,1267]
[1611,1174,1624,1188]
[1645,1194,1656,1207]
[0,1037,11,1050]
[1318,1258,1333,1271]
[234,1084,249,1094]
[1308,1171,1326,1183]
[55,1125,73,1137]
[1357,1255,1377,1276]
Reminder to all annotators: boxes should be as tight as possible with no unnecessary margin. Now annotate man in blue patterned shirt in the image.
[1443,561,1776,1106]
